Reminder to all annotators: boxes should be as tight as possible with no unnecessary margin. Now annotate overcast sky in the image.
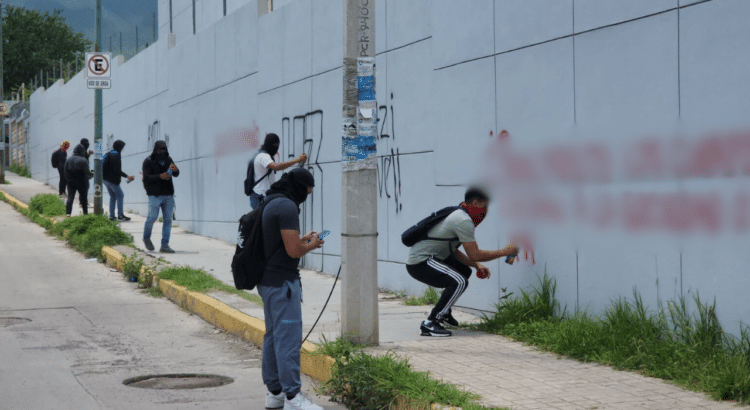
[4,0,158,57]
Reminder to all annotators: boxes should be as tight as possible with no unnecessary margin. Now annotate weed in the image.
[28,193,65,217]
[404,286,440,306]
[9,163,31,178]
[49,214,133,258]
[158,266,263,305]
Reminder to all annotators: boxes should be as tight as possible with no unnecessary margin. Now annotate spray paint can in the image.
[505,253,517,265]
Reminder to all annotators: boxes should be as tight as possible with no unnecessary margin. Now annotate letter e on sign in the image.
[85,52,111,79]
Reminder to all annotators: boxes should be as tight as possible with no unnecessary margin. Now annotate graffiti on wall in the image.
[376,92,403,212]
[148,120,169,150]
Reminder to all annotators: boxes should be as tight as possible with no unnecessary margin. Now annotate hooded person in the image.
[51,140,70,196]
[248,133,308,209]
[255,167,327,410]
[141,140,179,253]
[103,139,135,221]
[63,144,93,216]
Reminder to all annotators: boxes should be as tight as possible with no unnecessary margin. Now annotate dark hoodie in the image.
[63,144,93,182]
[142,140,179,196]
[103,140,129,185]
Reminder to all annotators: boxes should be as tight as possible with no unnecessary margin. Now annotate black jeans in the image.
[57,167,67,195]
[66,180,88,215]
[406,255,472,321]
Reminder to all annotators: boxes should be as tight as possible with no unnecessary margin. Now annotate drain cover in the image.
[0,317,31,327]
[123,374,234,389]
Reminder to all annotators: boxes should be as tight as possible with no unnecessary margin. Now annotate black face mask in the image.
[263,144,279,157]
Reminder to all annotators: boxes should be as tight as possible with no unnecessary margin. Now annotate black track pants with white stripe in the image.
[406,256,472,321]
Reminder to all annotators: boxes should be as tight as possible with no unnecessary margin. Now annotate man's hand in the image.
[169,163,178,172]
[504,243,519,256]
[127,175,135,182]
[160,172,171,180]
[302,231,318,242]
[297,153,308,165]
[476,263,491,279]
[87,150,94,156]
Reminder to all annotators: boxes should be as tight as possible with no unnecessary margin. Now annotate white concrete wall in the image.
[28,0,750,337]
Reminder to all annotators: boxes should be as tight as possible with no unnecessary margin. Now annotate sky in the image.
[4,0,158,58]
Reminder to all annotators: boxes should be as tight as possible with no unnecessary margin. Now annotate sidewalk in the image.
[1,171,745,410]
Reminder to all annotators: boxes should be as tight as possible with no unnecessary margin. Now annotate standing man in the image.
[406,187,518,337]
[248,133,307,209]
[51,140,70,197]
[142,140,179,253]
[103,140,135,221]
[80,138,94,163]
[257,168,325,410]
[63,144,93,217]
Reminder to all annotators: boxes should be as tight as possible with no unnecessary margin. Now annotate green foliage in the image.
[49,214,133,258]
[2,5,91,96]
[404,286,440,306]
[9,163,31,178]
[320,338,494,410]
[158,266,263,305]
[28,193,65,216]
[473,275,750,404]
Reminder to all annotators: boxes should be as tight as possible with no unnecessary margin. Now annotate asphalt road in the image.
[0,200,344,409]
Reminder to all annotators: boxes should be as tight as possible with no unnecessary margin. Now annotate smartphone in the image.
[318,230,331,240]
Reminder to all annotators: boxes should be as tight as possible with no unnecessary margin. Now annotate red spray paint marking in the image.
[510,231,535,265]
[213,120,260,159]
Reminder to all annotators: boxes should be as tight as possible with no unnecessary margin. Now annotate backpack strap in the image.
[423,207,469,243]
[249,151,275,189]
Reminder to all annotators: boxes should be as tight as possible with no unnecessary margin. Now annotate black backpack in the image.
[401,206,468,247]
[231,194,285,290]
[244,151,273,196]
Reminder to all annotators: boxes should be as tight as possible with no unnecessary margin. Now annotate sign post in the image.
[90,0,106,215]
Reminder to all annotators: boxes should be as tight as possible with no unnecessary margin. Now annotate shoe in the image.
[284,393,323,410]
[109,217,117,221]
[160,245,175,253]
[143,238,155,251]
[440,311,459,327]
[118,215,131,221]
[420,320,452,337]
[266,391,285,409]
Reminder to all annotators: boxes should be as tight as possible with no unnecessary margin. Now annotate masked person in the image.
[257,168,325,410]
[142,141,179,253]
[63,144,93,217]
[51,140,70,197]
[248,133,307,209]
[103,140,135,221]
[406,187,518,337]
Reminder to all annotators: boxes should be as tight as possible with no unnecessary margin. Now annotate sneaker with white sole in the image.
[284,393,323,410]
[420,320,452,337]
[439,310,459,327]
[266,391,285,409]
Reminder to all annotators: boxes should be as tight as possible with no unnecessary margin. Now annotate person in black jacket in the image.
[50,140,70,197]
[63,144,93,217]
[142,140,179,253]
[103,140,135,221]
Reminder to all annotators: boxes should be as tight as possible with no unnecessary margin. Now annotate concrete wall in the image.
[28,0,750,336]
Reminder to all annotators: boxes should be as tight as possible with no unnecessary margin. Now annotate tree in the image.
[2,6,91,98]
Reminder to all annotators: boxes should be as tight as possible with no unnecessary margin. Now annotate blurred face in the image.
[307,186,314,194]
[156,148,167,154]
[469,198,489,209]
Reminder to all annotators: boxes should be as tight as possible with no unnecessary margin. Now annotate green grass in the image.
[320,337,506,410]
[404,286,441,306]
[158,265,263,305]
[472,274,750,404]
[48,214,133,259]
[28,193,66,217]
[9,163,31,178]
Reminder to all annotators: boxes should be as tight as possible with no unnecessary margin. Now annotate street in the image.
[0,200,343,409]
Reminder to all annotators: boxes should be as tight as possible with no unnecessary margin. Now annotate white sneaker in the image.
[284,392,324,410]
[266,391,285,409]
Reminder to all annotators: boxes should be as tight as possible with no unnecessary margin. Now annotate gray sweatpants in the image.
[258,278,303,395]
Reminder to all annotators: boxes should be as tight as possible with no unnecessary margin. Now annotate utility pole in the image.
[341,0,378,345]
[136,25,139,53]
[0,0,5,182]
[93,0,104,215]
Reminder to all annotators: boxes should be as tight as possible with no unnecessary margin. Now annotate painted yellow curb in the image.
[0,188,29,210]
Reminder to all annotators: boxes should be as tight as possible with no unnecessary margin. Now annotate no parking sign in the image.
[85,52,112,89]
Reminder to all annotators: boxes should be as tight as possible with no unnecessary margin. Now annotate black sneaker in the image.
[440,311,460,327]
[109,217,117,222]
[143,238,155,251]
[420,320,451,337]
[118,215,131,221]
[160,245,175,253]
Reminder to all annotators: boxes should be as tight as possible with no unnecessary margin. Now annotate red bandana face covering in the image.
[461,202,487,227]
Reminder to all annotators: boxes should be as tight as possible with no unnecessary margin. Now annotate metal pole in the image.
[119,32,122,54]
[136,25,139,53]
[223,0,227,16]
[192,0,196,35]
[341,0,378,345]
[60,58,63,80]
[75,53,78,73]
[153,12,156,43]
[93,0,103,215]
[109,35,112,51]
[0,0,5,180]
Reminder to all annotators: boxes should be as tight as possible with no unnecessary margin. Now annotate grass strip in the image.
[472,273,750,404]
[158,265,262,306]
[48,214,133,259]
[404,286,440,306]
[9,163,31,178]
[319,337,507,410]
[28,193,66,217]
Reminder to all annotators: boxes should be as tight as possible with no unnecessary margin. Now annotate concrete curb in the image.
[0,188,60,225]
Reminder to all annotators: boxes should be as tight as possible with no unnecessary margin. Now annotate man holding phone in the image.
[257,168,326,410]
[142,140,179,253]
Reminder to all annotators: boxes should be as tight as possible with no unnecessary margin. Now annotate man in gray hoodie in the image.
[63,144,93,217]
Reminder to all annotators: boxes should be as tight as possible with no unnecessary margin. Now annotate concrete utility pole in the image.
[93,0,104,215]
[0,0,5,181]
[341,0,378,345]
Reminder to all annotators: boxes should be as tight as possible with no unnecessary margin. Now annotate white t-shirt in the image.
[406,209,476,265]
[252,152,278,196]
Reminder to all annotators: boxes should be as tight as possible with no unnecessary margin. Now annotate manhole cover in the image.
[0,317,31,327]
[123,374,234,389]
